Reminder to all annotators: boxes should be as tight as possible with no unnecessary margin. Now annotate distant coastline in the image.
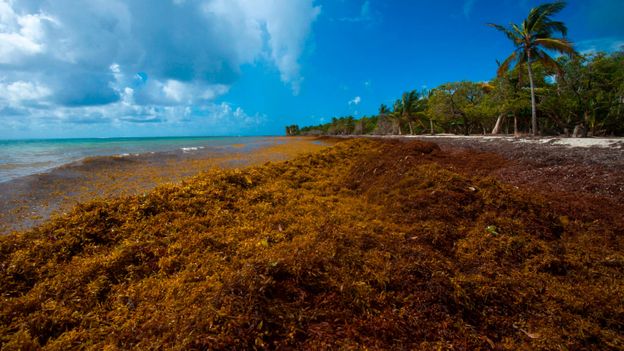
[0,136,280,183]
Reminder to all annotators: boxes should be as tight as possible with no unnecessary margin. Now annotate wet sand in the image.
[0,137,331,233]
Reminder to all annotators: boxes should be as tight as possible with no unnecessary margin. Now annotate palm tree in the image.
[391,91,424,135]
[401,91,419,134]
[378,104,390,115]
[391,99,403,135]
[375,104,393,135]
[489,1,577,136]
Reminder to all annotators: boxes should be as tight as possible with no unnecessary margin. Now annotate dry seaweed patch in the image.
[0,137,329,233]
[1,139,623,350]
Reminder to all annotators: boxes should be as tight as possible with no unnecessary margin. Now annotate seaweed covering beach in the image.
[1,138,623,349]
[0,137,330,233]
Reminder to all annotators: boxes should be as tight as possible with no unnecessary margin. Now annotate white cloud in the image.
[0,2,56,64]
[339,0,374,23]
[239,0,321,94]
[201,84,230,100]
[202,102,266,128]
[0,80,51,104]
[576,37,624,55]
[349,96,361,106]
[161,80,181,103]
[0,98,264,137]
[0,0,320,135]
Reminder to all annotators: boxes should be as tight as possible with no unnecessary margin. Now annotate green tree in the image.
[391,99,404,135]
[375,104,394,135]
[389,91,428,135]
[489,1,577,135]
[285,125,300,136]
[378,104,390,115]
[490,65,535,135]
[427,82,495,135]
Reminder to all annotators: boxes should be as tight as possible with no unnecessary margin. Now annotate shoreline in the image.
[327,134,624,148]
[4,134,622,234]
[0,136,287,184]
[1,137,622,349]
[0,136,331,234]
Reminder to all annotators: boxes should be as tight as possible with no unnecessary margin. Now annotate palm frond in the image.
[526,1,567,33]
[488,23,521,43]
[497,51,520,77]
[540,20,568,36]
[535,49,562,74]
[393,99,402,113]
[535,38,577,56]
[511,23,526,41]
[545,1,567,16]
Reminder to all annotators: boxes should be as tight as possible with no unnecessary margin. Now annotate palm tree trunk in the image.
[514,114,519,137]
[526,59,538,136]
[408,122,413,135]
[430,118,434,135]
[491,113,504,134]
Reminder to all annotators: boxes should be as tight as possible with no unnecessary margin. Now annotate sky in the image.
[0,0,622,139]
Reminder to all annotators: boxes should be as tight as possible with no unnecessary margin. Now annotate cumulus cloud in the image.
[0,0,320,135]
[0,80,51,104]
[0,2,54,63]
[349,96,361,106]
[0,96,264,137]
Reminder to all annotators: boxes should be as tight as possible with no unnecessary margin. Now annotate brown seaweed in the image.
[1,138,623,350]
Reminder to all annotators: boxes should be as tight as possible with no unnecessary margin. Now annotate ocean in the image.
[0,136,273,183]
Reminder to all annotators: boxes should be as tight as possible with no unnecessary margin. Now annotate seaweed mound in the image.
[1,139,623,350]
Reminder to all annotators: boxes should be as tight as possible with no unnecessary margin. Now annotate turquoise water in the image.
[0,136,270,183]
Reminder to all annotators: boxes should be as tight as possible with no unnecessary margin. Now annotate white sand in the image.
[394,135,624,149]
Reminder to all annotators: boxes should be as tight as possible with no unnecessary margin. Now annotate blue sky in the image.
[0,0,622,139]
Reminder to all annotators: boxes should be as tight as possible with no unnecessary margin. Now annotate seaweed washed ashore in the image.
[1,138,623,349]
[0,137,330,233]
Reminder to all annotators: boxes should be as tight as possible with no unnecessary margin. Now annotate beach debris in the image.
[0,138,622,349]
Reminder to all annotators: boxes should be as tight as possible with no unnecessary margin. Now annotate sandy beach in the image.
[2,137,623,349]
[2,0,623,348]
[3,135,623,234]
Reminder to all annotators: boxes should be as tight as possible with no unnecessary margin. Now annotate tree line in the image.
[286,2,624,137]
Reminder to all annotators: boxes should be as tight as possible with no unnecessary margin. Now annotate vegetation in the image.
[489,1,577,136]
[1,138,623,349]
[0,137,330,234]
[288,2,624,137]
[2,2,623,349]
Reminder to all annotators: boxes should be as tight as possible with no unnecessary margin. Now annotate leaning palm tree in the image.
[489,1,577,136]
